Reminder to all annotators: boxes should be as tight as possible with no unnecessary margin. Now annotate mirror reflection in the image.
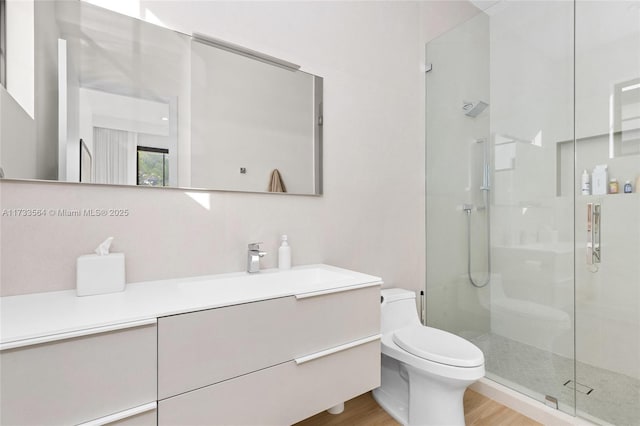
[0,1,323,195]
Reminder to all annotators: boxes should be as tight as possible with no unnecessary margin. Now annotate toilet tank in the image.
[380,288,421,334]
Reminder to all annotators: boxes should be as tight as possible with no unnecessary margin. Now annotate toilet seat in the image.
[392,326,484,368]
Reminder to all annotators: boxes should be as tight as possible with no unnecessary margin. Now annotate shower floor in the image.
[470,333,640,426]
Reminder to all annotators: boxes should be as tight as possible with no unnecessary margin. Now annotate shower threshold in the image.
[470,333,640,426]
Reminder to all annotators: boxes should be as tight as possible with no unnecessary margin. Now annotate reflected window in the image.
[137,146,169,186]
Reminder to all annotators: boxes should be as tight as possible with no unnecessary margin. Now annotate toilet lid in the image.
[392,326,484,367]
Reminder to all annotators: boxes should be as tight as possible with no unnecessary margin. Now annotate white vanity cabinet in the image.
[0,265,383,426]
[157,285,381,425]
[0,322,157,426]
[159,338,379,425]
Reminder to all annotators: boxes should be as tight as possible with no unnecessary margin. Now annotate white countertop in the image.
[0,264,382,348]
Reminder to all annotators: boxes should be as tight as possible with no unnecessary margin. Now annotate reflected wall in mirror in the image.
[0,1,323,195]
[191,39,322,194]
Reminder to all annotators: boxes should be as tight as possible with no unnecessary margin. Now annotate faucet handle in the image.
[248,242,263,251]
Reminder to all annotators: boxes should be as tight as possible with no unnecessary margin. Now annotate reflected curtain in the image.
[93,127,130,185]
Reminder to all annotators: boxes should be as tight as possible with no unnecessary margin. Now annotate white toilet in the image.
[372,288,485,426]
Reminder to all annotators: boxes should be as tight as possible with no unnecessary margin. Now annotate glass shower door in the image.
[426,1,640,423]
[425,0,577,417]
[574,2,640,424]
[483,1,576,414]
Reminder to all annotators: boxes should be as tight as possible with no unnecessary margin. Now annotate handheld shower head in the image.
[463,100,489,117]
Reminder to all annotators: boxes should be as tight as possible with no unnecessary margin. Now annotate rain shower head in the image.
[463,100,489,117]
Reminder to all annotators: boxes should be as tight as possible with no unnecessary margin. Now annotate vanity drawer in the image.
[105,409,156,426]
[77,403,157,426]
[158,285,379,399]
[0,323,157,426]
[158,338,380,426]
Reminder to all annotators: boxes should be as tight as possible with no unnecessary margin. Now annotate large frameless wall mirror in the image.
[0,0,323,195]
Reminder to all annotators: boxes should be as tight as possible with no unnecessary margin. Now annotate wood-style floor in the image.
[294,390,541,426]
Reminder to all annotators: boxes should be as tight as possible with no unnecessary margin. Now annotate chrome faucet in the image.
[247,242,267,273]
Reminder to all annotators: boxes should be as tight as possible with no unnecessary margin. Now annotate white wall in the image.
[0,87,37,178]
[0,1,479,298]
[0,0,59,181]
[6,0,34,119]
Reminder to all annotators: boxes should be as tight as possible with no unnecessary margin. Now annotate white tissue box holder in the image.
[76,253,125,296]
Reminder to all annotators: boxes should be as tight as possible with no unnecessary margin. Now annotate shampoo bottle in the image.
[278,235,291,270]
[624,181,633,193]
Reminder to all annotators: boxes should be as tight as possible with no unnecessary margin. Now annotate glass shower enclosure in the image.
[425,1,640,424]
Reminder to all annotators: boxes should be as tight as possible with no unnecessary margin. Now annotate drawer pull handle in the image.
[77,401,156,426]
[294,334,381,365]
[295,282,382,299]
[0,318,157,351]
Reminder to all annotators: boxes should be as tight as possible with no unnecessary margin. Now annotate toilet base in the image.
[406,363,471,425]
[374,353,481,426]
[373,352,410,424]
[372,386,409,425]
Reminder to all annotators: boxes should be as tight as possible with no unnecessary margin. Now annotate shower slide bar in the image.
[586,203,601,267]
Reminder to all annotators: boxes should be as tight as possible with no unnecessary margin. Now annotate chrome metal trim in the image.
[294,334,381,365]
[192,33,300,71]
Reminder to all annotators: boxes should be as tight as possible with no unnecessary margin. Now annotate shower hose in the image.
[465,201,491,288]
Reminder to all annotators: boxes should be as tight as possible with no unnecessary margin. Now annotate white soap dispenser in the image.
[278,235,291,270]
